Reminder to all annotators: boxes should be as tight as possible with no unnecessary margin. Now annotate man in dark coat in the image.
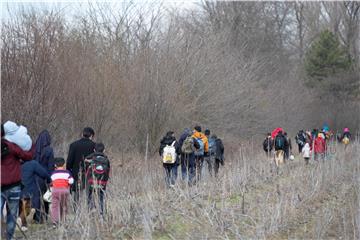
[159,131,181,187]
[66,127,95,204]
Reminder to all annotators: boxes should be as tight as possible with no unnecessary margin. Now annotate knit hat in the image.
[204,129,210,136]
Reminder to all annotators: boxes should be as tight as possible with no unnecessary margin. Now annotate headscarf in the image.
[35,130,52,162]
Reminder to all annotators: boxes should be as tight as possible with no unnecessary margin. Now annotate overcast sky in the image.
[1,0,198,21]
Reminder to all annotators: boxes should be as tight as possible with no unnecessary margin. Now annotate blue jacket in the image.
[21,160,51,198]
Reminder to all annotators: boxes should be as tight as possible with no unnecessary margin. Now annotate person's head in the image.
[267,132,271,137]
[278,130,283,136]
[83,127,95,139]
[166,131,175,138]
[344,128,349,133]
[54,158,65,169]
[194,125,201,133]
[204,129,210,136]
[211,134,217,139]
[284,132,288,136]
[95,142,105,153]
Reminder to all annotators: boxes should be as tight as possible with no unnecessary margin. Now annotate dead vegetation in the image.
[15,141,360,240]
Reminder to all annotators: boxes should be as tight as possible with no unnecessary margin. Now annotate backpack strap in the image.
[171,141,176,147]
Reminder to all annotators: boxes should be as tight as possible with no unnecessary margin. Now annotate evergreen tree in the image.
[305,30,352,83]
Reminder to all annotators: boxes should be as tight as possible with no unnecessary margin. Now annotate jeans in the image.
[163,164,178,187]
[87,186,105,215]
[181,153,196,185]
[1,185,21,240]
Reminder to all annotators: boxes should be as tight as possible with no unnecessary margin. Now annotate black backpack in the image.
[275,136,285,150]
[86,155,110,187]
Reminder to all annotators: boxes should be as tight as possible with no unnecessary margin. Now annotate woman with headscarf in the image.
[34,130,54,223]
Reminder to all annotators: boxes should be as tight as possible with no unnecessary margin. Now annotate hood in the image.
[3,121,20,135]
[35,130,51,161]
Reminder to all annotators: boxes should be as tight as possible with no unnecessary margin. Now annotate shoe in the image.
[21,226,28,232]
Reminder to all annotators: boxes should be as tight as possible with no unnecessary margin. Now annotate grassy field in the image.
[16,141,360,239]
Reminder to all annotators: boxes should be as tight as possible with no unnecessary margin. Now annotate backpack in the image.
[275,136,285,150]
[181,136,194,154]
[342,136,350,145]
[87,155,110,187]
[208,138,216,155]
[194,138,204,156]
[162,141,177,164]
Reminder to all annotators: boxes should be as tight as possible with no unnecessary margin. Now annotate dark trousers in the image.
[87,186,105,215]
[195,155,204,181]
[163,163,178,187]
[181,153,196,185]
[298,144,303,154]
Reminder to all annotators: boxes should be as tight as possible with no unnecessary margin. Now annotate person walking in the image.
[51,158,74,228]
[34,130,54,222]
[159,131,180,187]
[262,133,273,158]
[85,143,110,215]
[1,124,34,240]
[66,127,95,205]
[211,134,225,177]
[192,126,208,181]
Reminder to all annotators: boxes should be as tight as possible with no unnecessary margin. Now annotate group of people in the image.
[1,122,110,240]
[159,126,225,187]
[263,125,352,166]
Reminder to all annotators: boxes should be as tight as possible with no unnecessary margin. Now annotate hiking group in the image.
[159,126,225,187]
[1,122,110,240]
[263,125,352,166]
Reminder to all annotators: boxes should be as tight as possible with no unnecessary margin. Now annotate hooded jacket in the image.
[314,137,326,153]
[3,121,32,151]
[1,139,34,189]
[192,131,209,153]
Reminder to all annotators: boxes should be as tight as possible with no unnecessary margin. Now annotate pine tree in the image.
[305,30,351,83]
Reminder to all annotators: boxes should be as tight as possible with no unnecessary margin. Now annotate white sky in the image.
[1,0,199,21]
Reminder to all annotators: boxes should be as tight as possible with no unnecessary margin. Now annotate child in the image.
[85,143,110,215]
[302,141,311,165]
[50,158,74,227]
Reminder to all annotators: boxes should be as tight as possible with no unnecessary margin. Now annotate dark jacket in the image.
[66,137,95,182]
[214,138,224,161]
[21,160,51,198]
[1,140,34,190]
[263,137,273,152]
[159,135,181,164]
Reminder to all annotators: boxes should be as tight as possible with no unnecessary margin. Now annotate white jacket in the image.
[4,121,32,151]
[302,143,311,158]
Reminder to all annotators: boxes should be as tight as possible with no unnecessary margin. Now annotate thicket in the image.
[2,2,359,154]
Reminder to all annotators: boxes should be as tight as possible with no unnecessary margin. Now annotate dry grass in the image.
[17,141,360,239]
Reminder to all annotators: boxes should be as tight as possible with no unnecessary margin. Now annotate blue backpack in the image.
[195,138,204,156]
[208,138,216,155]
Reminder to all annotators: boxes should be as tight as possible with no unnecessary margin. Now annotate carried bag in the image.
[162,141,177,164]
[342,137,350,145]
[87,155,110,186]
[43,189,52,203]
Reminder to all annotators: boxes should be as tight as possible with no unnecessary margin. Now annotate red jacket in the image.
[1,140,34,189]
[314,137,326,153]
